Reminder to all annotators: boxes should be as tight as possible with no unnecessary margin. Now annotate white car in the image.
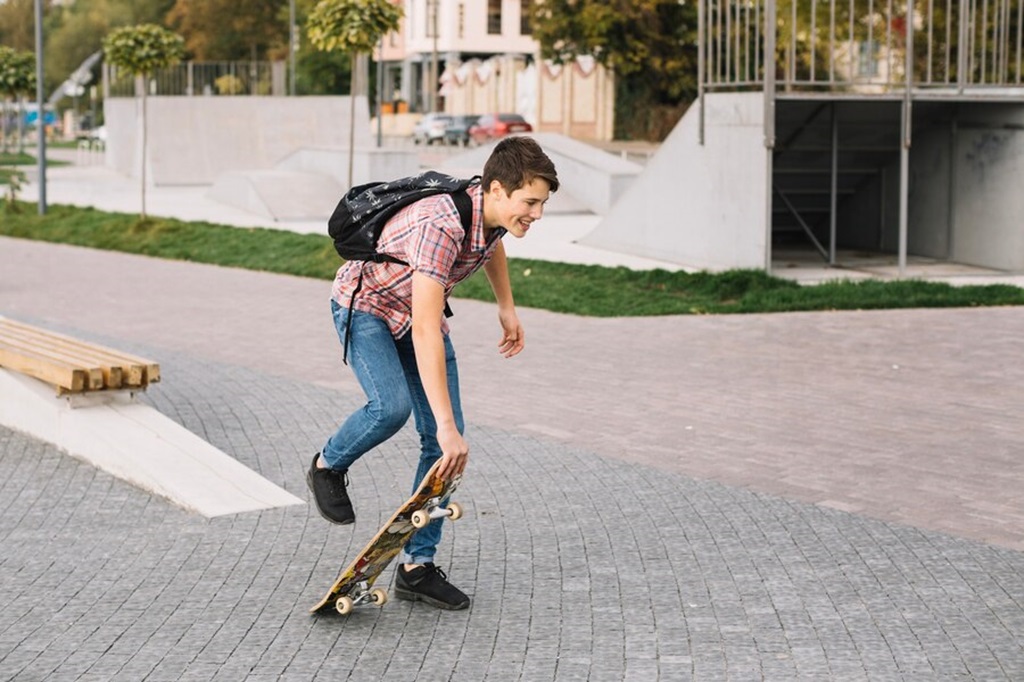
[412,113,454,145]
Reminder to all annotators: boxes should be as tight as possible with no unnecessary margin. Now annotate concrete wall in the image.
[275,147,419,187]
[946,104,1024,271]
[105,96,369,186]
[888,103,1024,271]
[581,92,770,271]
[438,132,641,215]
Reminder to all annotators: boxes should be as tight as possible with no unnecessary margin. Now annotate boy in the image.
[309,136,559,609]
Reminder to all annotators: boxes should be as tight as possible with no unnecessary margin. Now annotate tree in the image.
[306,0,401,188]
[0,47,36,154]
[102,23,184,219]
[166,0,289,61]
[530,0,698,140]
[50,0,177,78]
[0,0,43,52]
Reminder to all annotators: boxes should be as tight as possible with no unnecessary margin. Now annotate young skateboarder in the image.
[309,136,559,610]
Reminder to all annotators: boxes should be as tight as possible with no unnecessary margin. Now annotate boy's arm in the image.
[483,241,525,358]
[411,271,468,479]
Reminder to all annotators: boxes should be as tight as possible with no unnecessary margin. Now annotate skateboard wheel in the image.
[371,588,388,606]
[335,596,354,615]
[447,502,463,521]
[411,510,431,529]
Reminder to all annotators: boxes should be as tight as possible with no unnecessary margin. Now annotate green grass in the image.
[2,201,1022,316]
[0,167,24,185]
[1,151,68,187]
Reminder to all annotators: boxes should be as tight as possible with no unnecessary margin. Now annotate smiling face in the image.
[482,177,552,238]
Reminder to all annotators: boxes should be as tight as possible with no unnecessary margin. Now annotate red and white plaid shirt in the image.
[331,183,505,338]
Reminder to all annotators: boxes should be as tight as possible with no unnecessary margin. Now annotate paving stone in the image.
[1,241,1024,679]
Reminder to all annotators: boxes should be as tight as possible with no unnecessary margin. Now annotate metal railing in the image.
[699,0,1024,93]
[104,61,286,97]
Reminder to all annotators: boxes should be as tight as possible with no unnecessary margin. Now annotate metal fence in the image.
[105,61,286,97]
[700,0,1024,92]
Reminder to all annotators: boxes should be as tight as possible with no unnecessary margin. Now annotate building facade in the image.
[378,0,614,140]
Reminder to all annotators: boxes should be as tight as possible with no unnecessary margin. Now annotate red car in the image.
[467,113,533,145]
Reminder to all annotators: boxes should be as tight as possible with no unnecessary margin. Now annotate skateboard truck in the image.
[334,581,389,615]
[411,498,464,529]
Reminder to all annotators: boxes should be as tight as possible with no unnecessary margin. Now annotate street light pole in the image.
[376,36,384,147]
[289,0,296,95]
[430,0,438,112]
[34,0,46,214]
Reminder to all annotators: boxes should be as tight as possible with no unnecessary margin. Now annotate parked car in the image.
[412,113,454,145]
[467,113,533,145]
[442,115,479,146]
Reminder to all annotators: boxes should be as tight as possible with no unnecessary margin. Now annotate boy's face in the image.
[485,177,551,238]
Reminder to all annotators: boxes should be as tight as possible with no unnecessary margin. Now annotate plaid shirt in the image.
[331,184,505,338]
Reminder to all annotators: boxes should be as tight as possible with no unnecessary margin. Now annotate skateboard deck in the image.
[310,459,463,615]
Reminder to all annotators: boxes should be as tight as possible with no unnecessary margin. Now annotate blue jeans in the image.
[323,300,464,565]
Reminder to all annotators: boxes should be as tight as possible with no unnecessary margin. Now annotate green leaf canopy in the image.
[0,46,36,97]
[102,23,186,75]
[306,0,402,54]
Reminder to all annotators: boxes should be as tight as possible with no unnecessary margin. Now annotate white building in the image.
[379,0,614,140]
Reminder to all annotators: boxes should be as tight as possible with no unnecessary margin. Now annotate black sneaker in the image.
[305,453,355,525]
[394,563,470,610]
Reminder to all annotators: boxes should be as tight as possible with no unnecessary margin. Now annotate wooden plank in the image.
[0,319,159,365]
[0,334,119,389]
[0,319,159,387]
[0,327,127,388]
[0,344,88,392]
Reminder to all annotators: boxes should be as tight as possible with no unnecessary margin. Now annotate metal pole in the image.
[430,0,439,112]
[377,37,384,147]
[764,0,777,271]
[34,0,46,215]
[830,104,839,265]
[898,0,914,277]
[289,0,296,95]
[697,0,706,145]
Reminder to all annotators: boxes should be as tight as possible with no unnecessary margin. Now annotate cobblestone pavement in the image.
[1,238,1023,680]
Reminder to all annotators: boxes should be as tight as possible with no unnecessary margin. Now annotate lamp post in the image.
[376,36,384,147]
[289,0,297,95]
[430,0,438,112]
[34,0,46,214]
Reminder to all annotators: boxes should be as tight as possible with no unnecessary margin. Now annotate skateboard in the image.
[310,459,463,615]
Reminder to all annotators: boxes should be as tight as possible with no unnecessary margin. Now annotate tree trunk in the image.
[16,96,25,154]
[139,74,148,220]
[1,98,9,154]
[348,53,356,190]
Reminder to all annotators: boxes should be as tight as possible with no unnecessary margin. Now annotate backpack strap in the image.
[443,186,477,320]
[343,182,478,363]
[451,186,475,234]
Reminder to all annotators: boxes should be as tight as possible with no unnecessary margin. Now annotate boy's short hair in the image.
[481,136,560,195]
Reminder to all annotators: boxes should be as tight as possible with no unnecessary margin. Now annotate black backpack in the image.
[327,170,479,263]
[327,170,480,364]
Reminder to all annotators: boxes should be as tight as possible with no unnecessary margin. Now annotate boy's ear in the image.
[487,179,507,197]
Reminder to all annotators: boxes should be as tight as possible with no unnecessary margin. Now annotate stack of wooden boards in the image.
[0,318,160,395]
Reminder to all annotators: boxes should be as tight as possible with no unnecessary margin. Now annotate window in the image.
[488,0,502,35]
[520,0,532,35]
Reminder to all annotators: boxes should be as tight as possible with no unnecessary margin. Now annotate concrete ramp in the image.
[580,92,770,271]
[275,146,419,186]
[207,146,421,222]
[0,369,305,517]
[207,170,342,222]
[440,132,641,215]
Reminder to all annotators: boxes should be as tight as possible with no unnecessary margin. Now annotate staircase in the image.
[771,100,905,263]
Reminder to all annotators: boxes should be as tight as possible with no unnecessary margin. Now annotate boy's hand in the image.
[497,309,525,358]
[436,423,469,480]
